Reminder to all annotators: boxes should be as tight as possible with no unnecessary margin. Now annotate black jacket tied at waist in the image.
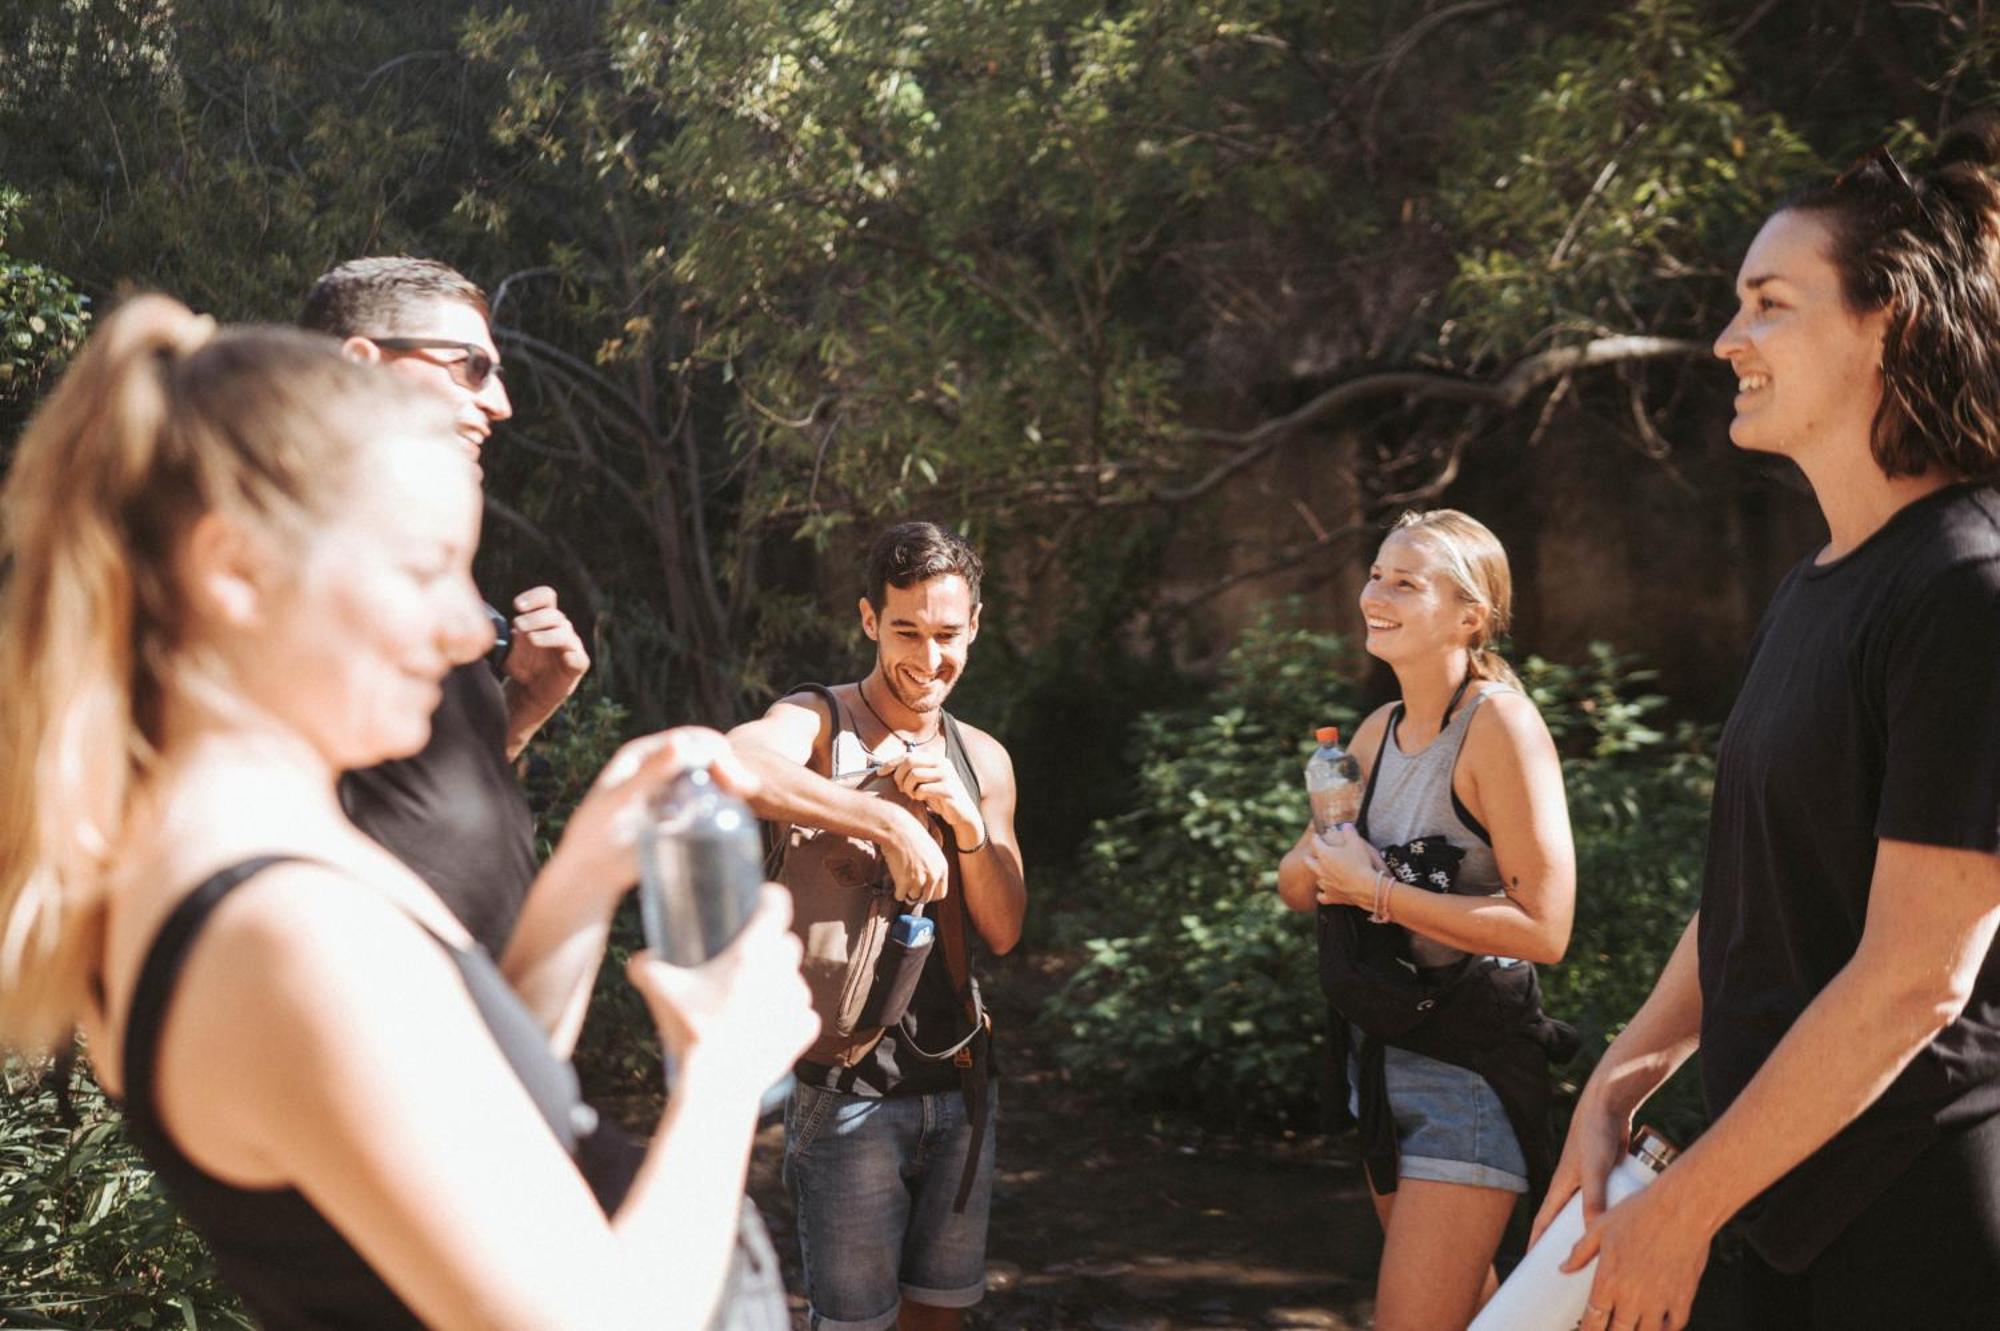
[1317,903,1578,1199]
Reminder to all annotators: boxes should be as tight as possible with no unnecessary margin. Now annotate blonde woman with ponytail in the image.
[0,296,815,1330]
[1277,509,1576,1331]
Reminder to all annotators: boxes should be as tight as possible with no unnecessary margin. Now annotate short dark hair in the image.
[298,257,490,339]
[863,521,984,612]
[1782,114,2000,480]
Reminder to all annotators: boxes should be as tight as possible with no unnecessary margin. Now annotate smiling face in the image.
[368,298,513,465]
[233,428,490,768]
[1358,531,1484,668]
[859,574,980,717]
[1713,209,1890,465]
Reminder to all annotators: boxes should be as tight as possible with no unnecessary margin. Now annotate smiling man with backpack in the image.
[729,521,1027,1331]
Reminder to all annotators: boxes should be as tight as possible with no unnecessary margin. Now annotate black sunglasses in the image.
[367,336,504,391]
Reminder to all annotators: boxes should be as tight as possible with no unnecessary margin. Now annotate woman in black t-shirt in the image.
[0,298,817,1329]
[1536,123,2000,1330]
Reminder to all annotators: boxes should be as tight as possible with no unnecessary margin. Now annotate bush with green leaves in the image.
[0,1060,248,1329]
[1046,620,1714,1132]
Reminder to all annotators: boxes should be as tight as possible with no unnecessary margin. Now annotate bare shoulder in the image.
[729,687,834,758]
[189,863,454,1012]
[1463,687,1558,767]
[949,716,1016,791]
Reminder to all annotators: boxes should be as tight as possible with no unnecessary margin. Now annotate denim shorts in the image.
[1350,1039,1528,1194]
[782,1081,998,1331]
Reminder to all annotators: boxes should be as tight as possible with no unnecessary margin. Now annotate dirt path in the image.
[745,951,1382,1330]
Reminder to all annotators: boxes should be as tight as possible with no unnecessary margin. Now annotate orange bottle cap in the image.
[1316,726,1340,744]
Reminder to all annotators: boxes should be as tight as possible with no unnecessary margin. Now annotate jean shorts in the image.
[782,1081,998,1331]
[1350,1038,1528,1194]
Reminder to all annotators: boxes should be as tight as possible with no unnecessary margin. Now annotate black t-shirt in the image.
[338,662,540,957]
[1698,482,2000,1271]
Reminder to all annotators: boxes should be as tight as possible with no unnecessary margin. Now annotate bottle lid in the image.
[1631,1125,1679,1173]
[1316,725,1341,744]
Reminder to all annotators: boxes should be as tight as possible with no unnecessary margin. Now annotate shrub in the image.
[0,1059,249,1329]
[1046,623,1714,1133]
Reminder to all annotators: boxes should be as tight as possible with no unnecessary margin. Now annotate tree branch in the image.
[1161,335,1707,505]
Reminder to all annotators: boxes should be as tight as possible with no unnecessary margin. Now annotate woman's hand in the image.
[628,887,817,1097]
[1302,825,1387,909]
[546,727,760,903]
[1530,1092,1630,1246]
[1567,1174,1715,1331]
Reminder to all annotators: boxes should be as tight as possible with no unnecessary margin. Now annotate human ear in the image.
[967,603,981,643]
[858,596,879,641]
[340,335,384,365]
[183,512,273,628]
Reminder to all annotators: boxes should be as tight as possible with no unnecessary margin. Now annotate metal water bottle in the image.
[1305,725,1364,834]
[638,764,794,1118]
[1467,1128,1680,1331]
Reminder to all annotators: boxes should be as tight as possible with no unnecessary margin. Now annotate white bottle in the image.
[1305,725,1364,834]
[1467,1128,1679,1331]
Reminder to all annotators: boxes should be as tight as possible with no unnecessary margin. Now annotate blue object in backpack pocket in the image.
[891,913,936,948]
[861,912,937,1029]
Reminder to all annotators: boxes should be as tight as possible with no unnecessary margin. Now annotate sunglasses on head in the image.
[368,337,504,391]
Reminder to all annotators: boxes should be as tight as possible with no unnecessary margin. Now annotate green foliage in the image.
[1439,0,1819,360]
[0,1059,248,1329]
[1047,623,1713,1131]
[1046,608,1369,1125]
[0,186,87,433]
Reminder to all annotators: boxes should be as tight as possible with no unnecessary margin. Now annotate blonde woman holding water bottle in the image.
[0,297,817,1329]
[1278,509,1577,1331]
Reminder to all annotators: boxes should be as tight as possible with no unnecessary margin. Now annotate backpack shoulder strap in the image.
[938,710,983,805]
[762,683,852,874]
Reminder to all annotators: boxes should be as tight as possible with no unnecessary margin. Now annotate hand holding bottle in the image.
[628,888,816,1103]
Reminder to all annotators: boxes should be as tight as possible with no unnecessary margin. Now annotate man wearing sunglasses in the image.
[300,258,794,1327]
[300,257,591,972]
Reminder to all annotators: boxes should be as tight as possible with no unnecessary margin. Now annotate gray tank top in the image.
[1362,683,1515,968]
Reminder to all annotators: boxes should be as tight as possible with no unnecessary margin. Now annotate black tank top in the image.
[117,856,625,1328]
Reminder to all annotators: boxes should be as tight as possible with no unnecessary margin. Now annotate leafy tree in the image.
[0,187,88,445]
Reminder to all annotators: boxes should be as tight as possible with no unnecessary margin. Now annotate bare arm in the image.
[912,724,1026,954]
[1531,911,1703,1241]
[154,871,816,1331]
[1566,841,2000,1328]
[727,695,948,904]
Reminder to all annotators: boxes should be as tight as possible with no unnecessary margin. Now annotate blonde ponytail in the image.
[0,297,218,1045]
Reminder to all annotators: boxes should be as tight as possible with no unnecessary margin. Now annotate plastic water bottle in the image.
[1305,725,1364,834]
[1467,1128,1680,1331]
[638,765,794,1119]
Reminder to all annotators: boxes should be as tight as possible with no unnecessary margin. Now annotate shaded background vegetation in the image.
[1,0,1994,1322]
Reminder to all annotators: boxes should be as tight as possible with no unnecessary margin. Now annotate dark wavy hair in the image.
[863,521,983,612]
[1782,115,2000,480]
